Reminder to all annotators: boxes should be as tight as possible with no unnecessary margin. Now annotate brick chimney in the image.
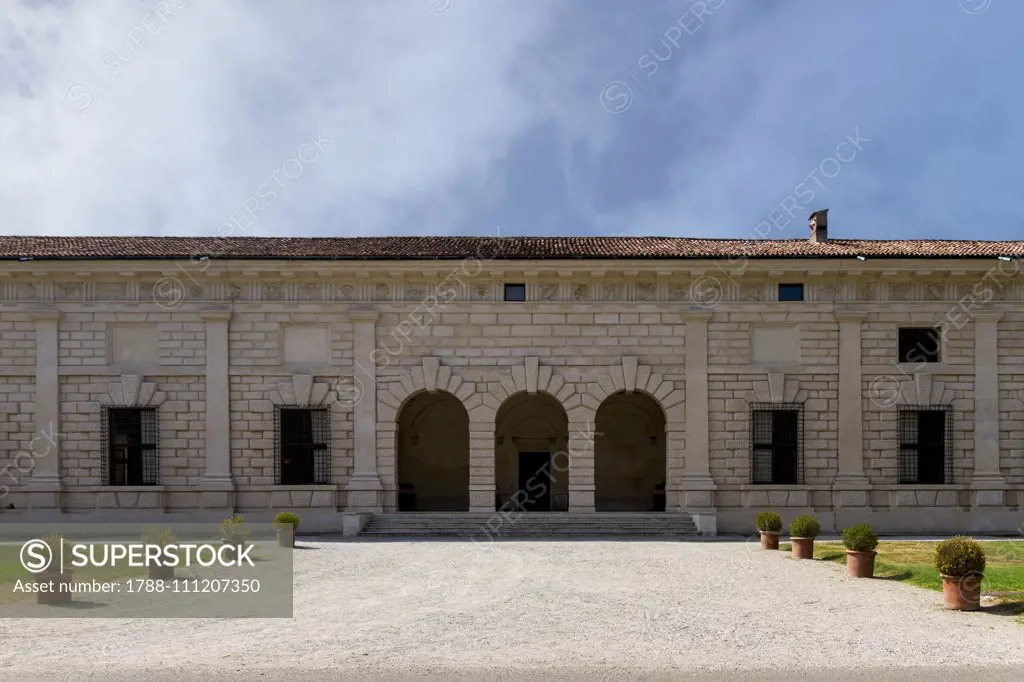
[808,209,828,243]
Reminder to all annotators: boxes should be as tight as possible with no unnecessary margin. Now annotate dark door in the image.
[518,451,552,512]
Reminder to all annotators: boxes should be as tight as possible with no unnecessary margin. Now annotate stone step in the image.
[359,512,700,537]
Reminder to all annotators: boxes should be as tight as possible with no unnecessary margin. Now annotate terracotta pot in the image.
[759,531,780,550]
[148,563,175,580]
[845,550,876,578]
[791,537,815,560]
[941,573,982,611]
[277,528,295,548]
[36,571,73,605]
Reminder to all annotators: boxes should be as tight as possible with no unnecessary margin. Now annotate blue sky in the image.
[1,0,1021,240]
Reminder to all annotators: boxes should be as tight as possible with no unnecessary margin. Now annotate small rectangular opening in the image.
[503,283,526,302]
[778,283,804,302]
[898,327,940,363]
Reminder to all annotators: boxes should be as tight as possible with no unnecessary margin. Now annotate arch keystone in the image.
[422,356,440,393]
[101,374,165,407]
[525,356,539,394]
[622,356,639,393]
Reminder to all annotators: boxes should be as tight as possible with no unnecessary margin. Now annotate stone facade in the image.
[1,251,1022,535]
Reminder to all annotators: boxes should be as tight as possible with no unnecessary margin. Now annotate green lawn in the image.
[0,544,145,604]
[779,540,1024,622]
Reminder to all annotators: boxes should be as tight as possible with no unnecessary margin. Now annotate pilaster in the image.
[971,312,1006,506]
[347,310,382,511]
[25,308,62,509]
[199,309,235,505]
[833,311,870,504]
[567,409,596,512]
[679,312,716,510]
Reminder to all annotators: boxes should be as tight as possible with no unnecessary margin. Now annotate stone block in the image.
[199,491,232,507]
[972,490,1005,507]
[746,490,769,507]
[836,490,868,507]
[895,491,917,507]
[341,513,368,537]
[310,490,335,507]
[787,490,809,507]
[683,490,713,508]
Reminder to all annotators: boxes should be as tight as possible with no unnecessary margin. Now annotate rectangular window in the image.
[104,408,159,486]
[503,283,526,302]
[898,407,951,484]
[276,408,331,485]
[898,327,940,363]
[778,283,804,302]
[750,404,803,485]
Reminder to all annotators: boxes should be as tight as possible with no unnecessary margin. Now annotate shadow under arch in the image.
[594,390,667,511]
[494,391,570,512]
[396,390,470,511]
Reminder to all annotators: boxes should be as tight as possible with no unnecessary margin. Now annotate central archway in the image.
[495,392,569,512]
[396,391,469,511]
[594,391,666,511]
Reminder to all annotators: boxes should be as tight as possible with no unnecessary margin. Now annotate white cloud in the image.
[0,0,564,237]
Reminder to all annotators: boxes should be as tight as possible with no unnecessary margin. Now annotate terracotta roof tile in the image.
[0,236,1021,260]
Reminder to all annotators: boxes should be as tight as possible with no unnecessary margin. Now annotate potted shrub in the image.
[274,512,300,548]
[935,536,986,611]
[141,527,178,580]
[842,523,879,578]
[755,511,783,550]
[220,514,250,561]
[35,534,73,605]
[789,515,821,560]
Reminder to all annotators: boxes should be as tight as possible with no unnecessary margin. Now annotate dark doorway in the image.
[518,451,552,512]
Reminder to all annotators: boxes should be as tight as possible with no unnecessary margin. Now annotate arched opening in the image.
[495,392,569,512]
[595,392,667,511]
[396,391,469,511]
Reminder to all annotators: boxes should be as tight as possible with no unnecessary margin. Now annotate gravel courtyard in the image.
[1,539,1022,681]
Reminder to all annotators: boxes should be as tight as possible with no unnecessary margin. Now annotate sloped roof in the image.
[0,236,1022,260]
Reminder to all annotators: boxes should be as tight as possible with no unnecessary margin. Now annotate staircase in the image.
[359,512,700,538]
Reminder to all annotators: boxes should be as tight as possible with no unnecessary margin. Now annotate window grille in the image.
[749,403,803,485]
[102,407,159,485]
[275,407,331,485]
[898,405,952,484]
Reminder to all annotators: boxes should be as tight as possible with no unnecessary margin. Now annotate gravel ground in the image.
[0,539,1021,681]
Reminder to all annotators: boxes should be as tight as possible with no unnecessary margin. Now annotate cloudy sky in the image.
[1,0,1020,240]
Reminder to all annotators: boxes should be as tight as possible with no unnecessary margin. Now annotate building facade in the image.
[2,227,1023,535]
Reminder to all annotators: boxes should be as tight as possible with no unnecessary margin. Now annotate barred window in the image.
[898,406,952,484]
[276,408,331,485]
[103,407,159,486]
[750,404,803,485]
